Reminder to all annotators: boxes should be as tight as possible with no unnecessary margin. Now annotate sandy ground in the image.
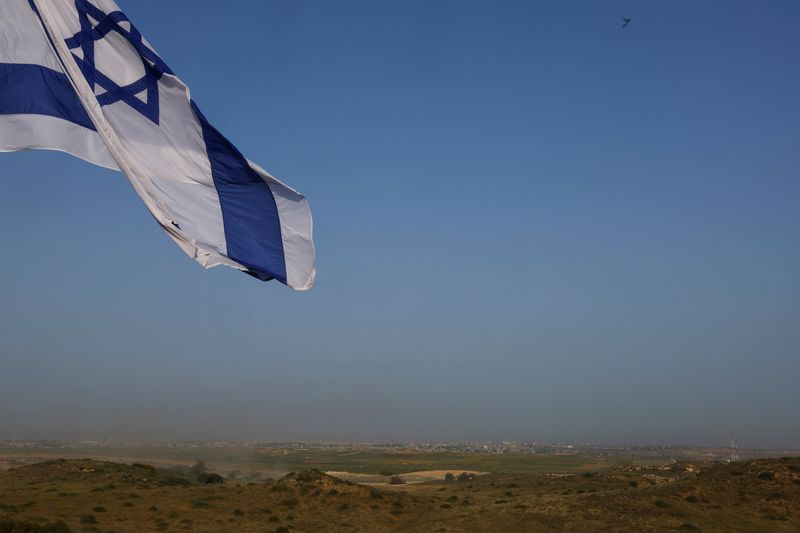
[326,469,486,485]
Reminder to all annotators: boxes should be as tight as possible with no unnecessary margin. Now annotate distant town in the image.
[1,438,796,463]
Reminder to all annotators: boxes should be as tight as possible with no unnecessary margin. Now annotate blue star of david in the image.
[64,0,173,124]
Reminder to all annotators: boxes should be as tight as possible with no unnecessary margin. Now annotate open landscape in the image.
[1,445,799,532]
[2,1,798,532]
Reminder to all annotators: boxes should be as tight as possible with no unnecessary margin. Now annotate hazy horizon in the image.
[1,0,798,450]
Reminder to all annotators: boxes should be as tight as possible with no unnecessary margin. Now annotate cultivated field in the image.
[0,446,625,480]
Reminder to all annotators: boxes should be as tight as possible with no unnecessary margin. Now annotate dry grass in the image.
[1,457,799,532]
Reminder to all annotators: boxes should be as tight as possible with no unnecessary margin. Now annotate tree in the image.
[188,460,206,478]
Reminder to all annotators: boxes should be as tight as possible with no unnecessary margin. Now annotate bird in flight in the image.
[622,17,632,29]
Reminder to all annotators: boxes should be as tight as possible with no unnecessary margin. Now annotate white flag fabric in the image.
[0,0,315,290]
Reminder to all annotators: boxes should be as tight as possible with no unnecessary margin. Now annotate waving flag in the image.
[0,0,315,290]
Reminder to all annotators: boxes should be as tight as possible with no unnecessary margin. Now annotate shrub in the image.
[132,463,156,473]
[444,473,455,482]
[654,500,671,508]
[389,476,406,485]
[685,495,699,503]
[188,460,206,477]
[0,517,72,533]
[279,499,298,508]
[92,506,107,512]
[79,515,97,524]
[379,470,396,476]
[197,473,224,484]
[232,509,244,516]
[159,476,191,487]
[758,471,775,481]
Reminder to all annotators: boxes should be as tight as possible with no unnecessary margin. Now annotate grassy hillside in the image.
[1,457,798,532]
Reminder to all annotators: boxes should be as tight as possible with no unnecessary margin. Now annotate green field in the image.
[0,447,628,478]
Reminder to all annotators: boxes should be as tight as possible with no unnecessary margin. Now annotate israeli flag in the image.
[0,0,315,290]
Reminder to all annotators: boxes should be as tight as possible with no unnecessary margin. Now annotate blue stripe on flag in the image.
[0,63,95,131]
[190,102,287,284]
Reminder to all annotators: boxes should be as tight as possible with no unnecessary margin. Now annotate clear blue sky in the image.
[1,0,798,448]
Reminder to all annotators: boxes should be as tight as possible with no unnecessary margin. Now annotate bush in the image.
[279,499,298,508]
[758,471,775,481]
[444,473,455,482]
[188,460,206,477]
[0,518,72,533]
[389,476,406,485]
[685,495,699,503]
[92,506,107,512]
[132,463,156,473]
[379,470,396,476]
[79,515,97,524]
[197,473,224,484]
[654,500,671,508]
[158,476,191,486]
